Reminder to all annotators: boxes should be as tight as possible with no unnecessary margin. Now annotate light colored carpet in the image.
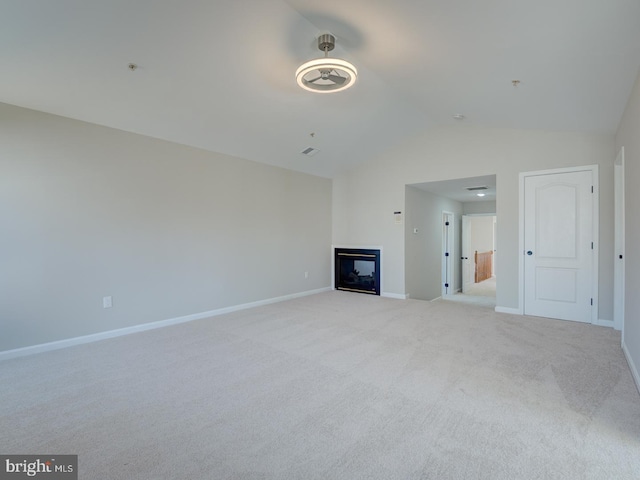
[444,277,496,308]
[444,294,496,308]
[465,276,497,297]
[442,277,496,308]
[1,291,639,479]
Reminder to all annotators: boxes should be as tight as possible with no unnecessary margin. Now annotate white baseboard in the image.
[382,292,408,300]
[0,287,331,362]
[622,341,640,395]
[495,306,521,315]
[430,296,443,302]
[594,318,614,328]
[492,309,615,328]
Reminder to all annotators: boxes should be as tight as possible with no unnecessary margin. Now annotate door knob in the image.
[527,251,533,256]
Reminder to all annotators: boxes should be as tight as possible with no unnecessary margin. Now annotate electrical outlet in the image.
[103,296,113,309]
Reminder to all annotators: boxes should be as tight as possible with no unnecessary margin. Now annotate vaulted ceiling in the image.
[2,0,639,177]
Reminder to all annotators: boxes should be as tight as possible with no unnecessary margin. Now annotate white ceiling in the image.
[412,175,497,203]
[2,0,639,178]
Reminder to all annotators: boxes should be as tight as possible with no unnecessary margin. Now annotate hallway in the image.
[446,276,496,308]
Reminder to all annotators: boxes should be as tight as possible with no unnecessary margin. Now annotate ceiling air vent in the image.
[301,147,320,157]
[465,185,488,191]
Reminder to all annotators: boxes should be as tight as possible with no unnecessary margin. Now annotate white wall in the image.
[333,126,615,317]
[469,216,495,254]
[0,103,332,352]
[405,187,462,300]
[463,201,496,215]
[469,215,496,279]
[615,69,640,385]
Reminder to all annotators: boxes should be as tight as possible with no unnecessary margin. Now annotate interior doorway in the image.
[407,174,497,307]
[456,214,497,307]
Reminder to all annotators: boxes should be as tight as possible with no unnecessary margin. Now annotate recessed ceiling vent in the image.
[466,185,488,191]
[301,147,320,157]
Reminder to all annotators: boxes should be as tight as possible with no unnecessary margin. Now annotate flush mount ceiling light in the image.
[296,34,357,93]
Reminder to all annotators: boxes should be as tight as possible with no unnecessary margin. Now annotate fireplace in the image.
[334,248,380,295]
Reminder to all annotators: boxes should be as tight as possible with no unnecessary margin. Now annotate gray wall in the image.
[463,201,496,215]
[615,69,640,383]
[405,186,462,301]
[0,103,332,352]
[333,126,615,319]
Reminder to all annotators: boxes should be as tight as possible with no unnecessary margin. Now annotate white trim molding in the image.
[495,306,521,315]
[594,319,614,328]
[382,292,409,300]
[622,341,640,395]
[0,287,331,362]
[613,148,625,333]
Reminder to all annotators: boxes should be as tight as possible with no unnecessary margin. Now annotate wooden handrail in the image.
[474,250,493,283]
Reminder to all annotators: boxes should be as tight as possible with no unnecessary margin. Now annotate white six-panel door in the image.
[523,169,595,322]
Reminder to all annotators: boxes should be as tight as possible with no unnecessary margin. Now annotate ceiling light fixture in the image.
[296,34,357,93]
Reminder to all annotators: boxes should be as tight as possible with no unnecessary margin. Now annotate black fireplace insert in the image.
[334,248,380,295]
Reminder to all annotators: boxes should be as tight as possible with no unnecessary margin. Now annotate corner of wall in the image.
[622,340,640,395]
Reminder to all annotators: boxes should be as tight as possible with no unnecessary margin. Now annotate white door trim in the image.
[462,215,473,294]
[518,165,599,323]
[614,148,625,335]
[442,211,455,297]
